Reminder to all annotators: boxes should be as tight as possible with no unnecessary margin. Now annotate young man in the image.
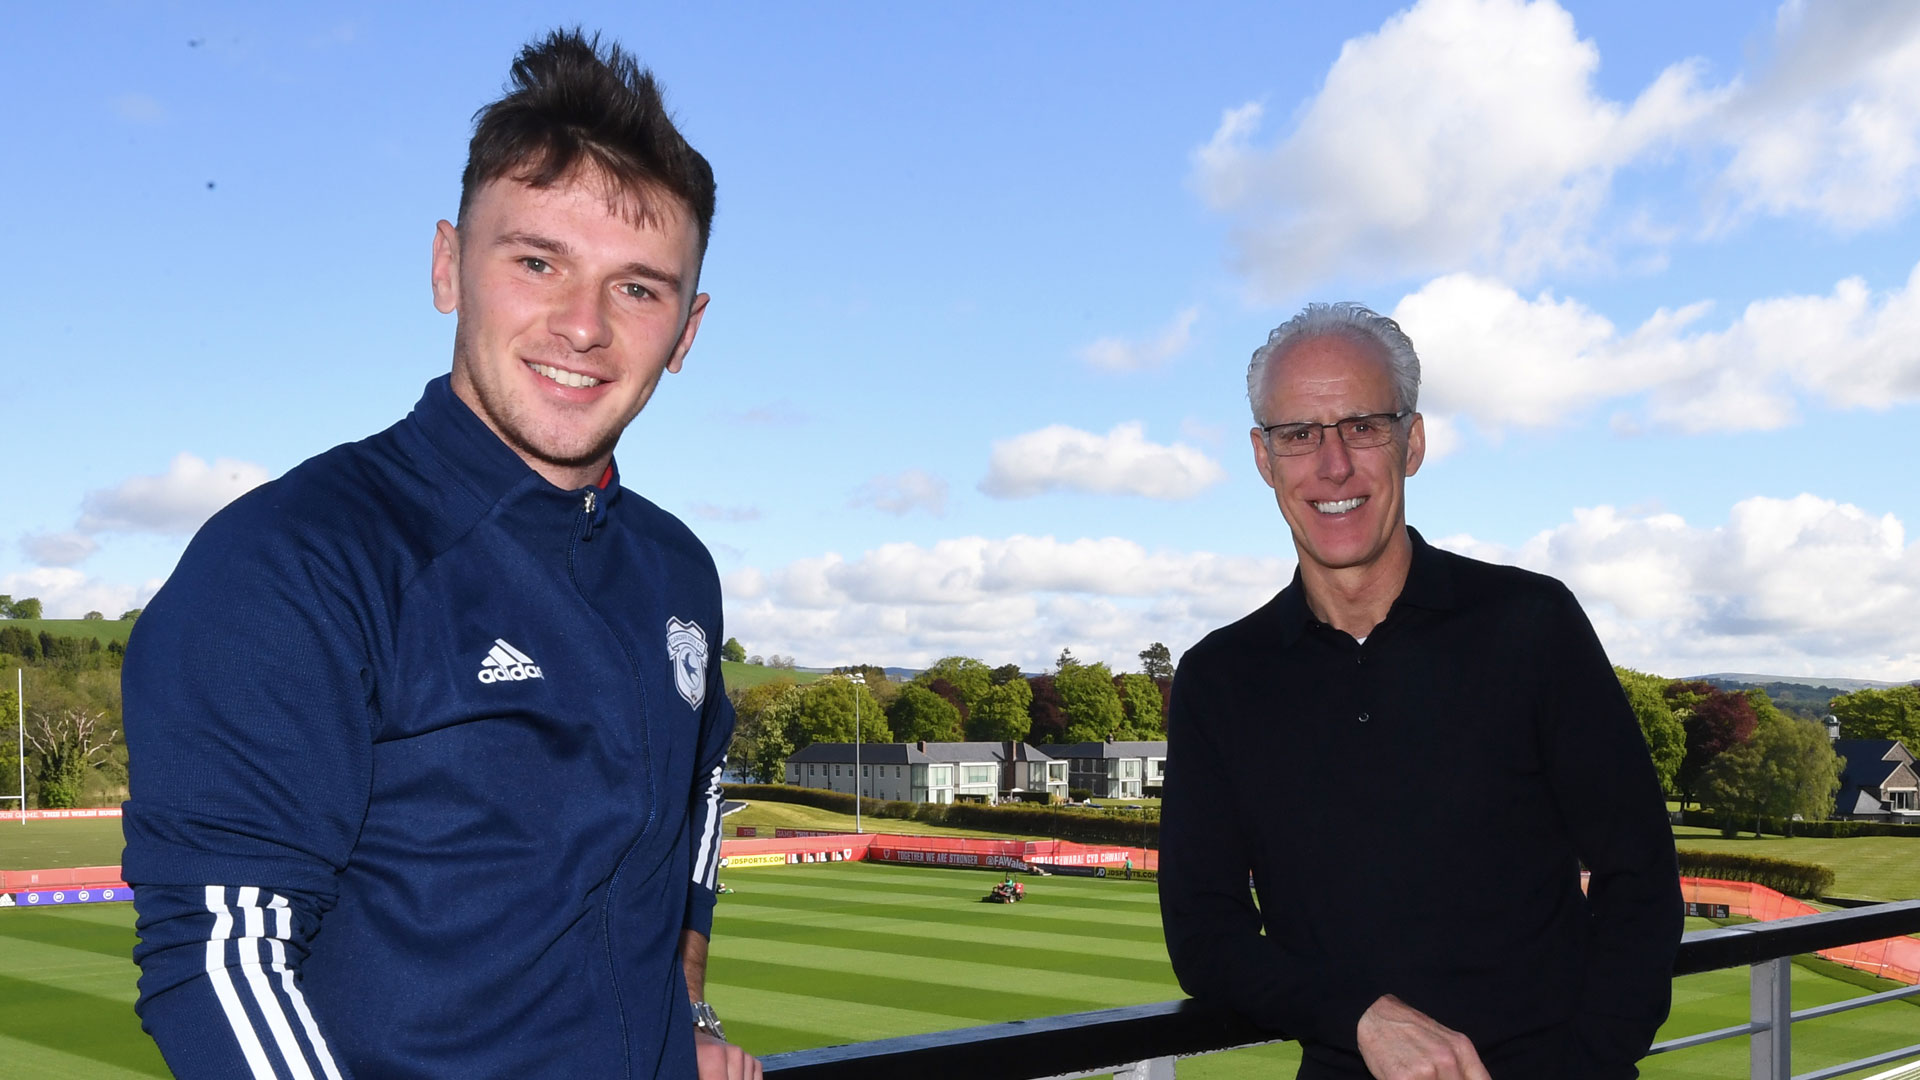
[1159,303,1681,1079]
[122,30,759,1079]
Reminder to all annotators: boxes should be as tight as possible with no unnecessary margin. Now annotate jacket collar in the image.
[1272,526,1455,647]
[406,374,624,510]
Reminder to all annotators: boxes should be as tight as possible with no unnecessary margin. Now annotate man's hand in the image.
[1356,994,1492,1080]
[695,1029,761,1079]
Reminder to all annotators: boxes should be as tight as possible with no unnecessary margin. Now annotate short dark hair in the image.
[460,28,716,259]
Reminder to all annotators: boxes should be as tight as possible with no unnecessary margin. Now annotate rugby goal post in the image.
[3,670,21,824]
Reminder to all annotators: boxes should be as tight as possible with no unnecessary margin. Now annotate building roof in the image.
[786,740,1050,766]
[1039,741,1168,760]
[1833,739,1908,791]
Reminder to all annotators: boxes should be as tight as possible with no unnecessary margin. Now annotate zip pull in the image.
[584,491,596,515]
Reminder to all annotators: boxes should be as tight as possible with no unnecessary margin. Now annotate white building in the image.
[783,740,1068,804]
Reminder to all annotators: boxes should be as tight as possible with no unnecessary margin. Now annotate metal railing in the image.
[762,898,1920,1080]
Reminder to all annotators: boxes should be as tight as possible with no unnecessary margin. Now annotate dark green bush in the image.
[1679,808,1920,838]
[1676,849,1836,898]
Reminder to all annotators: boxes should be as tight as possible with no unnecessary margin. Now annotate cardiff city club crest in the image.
[666,617,709,708]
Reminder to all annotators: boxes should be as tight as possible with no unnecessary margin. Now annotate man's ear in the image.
[1403,413,1426,478]
[431,220,460,314]
[1250,427,1278,490]
[665,292,710,375]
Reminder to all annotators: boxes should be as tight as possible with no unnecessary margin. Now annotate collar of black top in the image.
[1271,526,1458,646]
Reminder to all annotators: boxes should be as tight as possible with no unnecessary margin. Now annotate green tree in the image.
[1116,672,1165,738]
[1701,695,1844,837]
[915,657,991,713]
[8,597,42,620]
[728,679,800,783]
[83,611,103,621]
[1614,667,1685,793]
[1668,681,1757,809]
[119,608,144,622]
[887,684,963,743]
[720,637,746,663]
[791,677,890,747]
[1829,685,1920,747]
[1057,662,1124,743]
[24,706,117,809]
[989,663,1023,686]
[1056,647,1078,672]
[970,678,1033,742]
[1138,642,1174,681]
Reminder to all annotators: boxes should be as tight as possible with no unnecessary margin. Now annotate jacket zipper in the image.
[568,489,657,1078]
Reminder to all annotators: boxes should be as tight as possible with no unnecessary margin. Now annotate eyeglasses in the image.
[1259,411,1409,456]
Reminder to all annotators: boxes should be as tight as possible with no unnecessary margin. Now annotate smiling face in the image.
[432,169,709,489]
[1250,332,1425,587]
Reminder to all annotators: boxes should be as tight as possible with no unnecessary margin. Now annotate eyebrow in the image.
[494,231,684,294]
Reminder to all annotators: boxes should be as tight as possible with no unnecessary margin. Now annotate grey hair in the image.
[1246,302,1421,425]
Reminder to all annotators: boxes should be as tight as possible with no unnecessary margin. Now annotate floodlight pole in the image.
[13,669,22,825]
[848,672,866,835]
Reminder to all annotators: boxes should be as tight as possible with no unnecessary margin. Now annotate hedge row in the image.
[1679,808,1920,838]
[1675,849,1836,898]
[724,784,1160,848]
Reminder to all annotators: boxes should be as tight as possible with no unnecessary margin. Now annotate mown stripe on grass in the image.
[710,935,1172,1001]
[0,973,169,1076]
[711,1018,842,1058]
[0,936,141,1001]
[717,888,1167,943]
[713,913,1176,982]
[0,1032,169,1080]
[0,907,140,961]
[702,982,973,1043]
[714,903,1168,962]
[706,956,1112,1021]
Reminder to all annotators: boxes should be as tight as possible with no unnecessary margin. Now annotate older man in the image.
[1159,303,1681,1079]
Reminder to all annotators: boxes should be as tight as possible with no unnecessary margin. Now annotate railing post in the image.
[1111,1058,1176,1080]
[1750,956,1791,1080]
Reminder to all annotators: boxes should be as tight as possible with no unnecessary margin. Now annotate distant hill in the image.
[1,618,136,646]
[1691,672,1917,694]
[1689,672,1920,721]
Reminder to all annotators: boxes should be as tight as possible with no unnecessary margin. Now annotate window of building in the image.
[962,765,995,786]
[1122,759,1140,779]
[808,763,816,775]
[862,765,870,777]
[835,765,841,776]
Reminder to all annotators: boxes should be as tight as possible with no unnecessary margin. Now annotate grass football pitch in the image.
[5,864,1918,1079]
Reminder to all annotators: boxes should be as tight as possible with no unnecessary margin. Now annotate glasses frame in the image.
[1259,410,1412,457]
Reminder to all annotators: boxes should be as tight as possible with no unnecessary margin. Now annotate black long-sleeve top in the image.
[1159,529,1681,1078]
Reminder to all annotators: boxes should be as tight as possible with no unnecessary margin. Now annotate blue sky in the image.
[6,1,1920,680]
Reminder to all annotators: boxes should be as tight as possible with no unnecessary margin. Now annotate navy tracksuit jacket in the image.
[122,376,734,1079]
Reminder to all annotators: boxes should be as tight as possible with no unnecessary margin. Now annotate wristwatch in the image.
[691,1000,726,1040]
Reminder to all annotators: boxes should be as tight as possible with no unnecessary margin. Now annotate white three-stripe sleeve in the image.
[203,886,279,1080]
[692,761,725,891]
[203,886,345,1080]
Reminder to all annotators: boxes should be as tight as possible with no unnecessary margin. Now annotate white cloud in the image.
[76,453,270,536]
[722,534,1292,670]
[1190,0,1920,294]
[980,422,1226,500]
[0,568,162,621]
[1192,0,1718,294]
[1437,494,1920,679]
[849,469,948,517]
[1392,262,1920,438]
[1079,306,1201,372]
[19,531,99,568]
[1711,1,1920,231]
